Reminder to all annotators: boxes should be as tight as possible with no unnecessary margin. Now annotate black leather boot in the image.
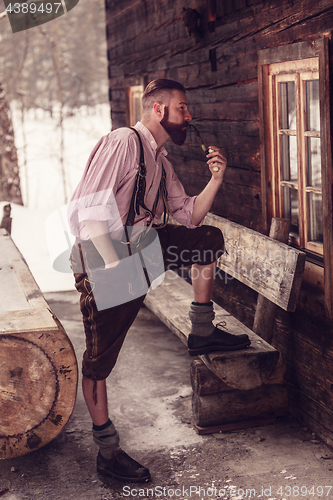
[188,322,250,356]
[97,449,151,483]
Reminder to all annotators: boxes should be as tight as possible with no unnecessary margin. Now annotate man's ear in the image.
[153,102,164,119]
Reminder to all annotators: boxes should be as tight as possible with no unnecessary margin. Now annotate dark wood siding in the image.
[105,0,333,447]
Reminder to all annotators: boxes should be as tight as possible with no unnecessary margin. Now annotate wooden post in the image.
[0,204,12,235]
[252,218,290,344]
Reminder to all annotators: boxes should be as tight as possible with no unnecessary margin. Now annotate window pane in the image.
[280,82,296,129]
[281,135,298,182]
[308,192,323,244]
[282,186,299,235]
[307,137,321,187]
[306,80,320,131]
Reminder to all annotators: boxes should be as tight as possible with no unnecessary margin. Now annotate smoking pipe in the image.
[187,123,219,171]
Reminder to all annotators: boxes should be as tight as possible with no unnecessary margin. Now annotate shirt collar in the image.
[134,121,168,157]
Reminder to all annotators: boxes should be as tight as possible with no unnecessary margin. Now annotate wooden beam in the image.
[192,383,288,427]
[319,37,333,318]
[194,418,277,435]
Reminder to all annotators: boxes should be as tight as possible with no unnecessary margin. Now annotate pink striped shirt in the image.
[68,122,199,240]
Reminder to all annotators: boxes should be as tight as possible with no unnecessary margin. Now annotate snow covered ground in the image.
[3,103,111,293]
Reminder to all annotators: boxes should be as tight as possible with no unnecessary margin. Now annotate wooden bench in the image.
[0,229,78,458]
[144,214,306,434]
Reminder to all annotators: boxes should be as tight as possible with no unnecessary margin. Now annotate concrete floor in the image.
[1,290,333,500]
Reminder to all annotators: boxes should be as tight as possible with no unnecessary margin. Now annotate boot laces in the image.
[216,320,227,330]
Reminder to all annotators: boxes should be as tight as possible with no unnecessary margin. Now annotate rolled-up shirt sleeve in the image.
[77,189,120,223]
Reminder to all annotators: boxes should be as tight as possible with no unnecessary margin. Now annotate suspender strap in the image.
[125,127,172,232]
[125,127,147,228]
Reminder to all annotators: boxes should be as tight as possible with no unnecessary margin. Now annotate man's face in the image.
[160,90,192,146]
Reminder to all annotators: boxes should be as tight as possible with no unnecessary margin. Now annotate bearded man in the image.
[67,79,250,483]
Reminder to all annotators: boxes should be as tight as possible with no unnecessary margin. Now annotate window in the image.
[270,58,322,255]
[259,39,333,316]
[127,85,144,126]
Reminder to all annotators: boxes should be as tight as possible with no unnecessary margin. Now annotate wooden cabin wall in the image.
[105,0,333,447]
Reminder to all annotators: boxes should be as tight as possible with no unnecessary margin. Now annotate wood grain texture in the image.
[192,384,288,427]
[191,356,286,396]
[190,359,230,396]
[204,214,306,311]
[144,270,279,390]
[190,356,287,432]
[194,418,277,435]
[105,0,333,444]
[0,234,78,458]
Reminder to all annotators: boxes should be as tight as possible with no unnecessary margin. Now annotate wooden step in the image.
[192,383,288,428]
[144,270,279,391]
[190,359,288,432]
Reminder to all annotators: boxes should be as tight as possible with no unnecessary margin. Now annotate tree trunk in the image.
[0,82,23,205]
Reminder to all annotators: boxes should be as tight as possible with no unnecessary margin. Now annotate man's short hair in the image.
[142,79,185,113]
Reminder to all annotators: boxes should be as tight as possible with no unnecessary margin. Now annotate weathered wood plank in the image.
[288,387,333,450]
[191,356,286,396]
[0,308,56,334]
[194,418,277,435]
[144,270,279,390]
[204,214,306,311]
[105,0,333,447]
[0,233,46,310]
[0,266,31,314]
[192,383,288,427]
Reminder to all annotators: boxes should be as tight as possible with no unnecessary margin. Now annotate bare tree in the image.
[0,0,108,206]
[0,81,23,204]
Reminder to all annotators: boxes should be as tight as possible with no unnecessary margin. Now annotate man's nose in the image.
[185,110,192,121]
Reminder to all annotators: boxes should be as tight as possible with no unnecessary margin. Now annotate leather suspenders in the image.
[124,127,172,234]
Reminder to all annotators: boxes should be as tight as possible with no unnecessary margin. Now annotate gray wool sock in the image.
[189,301,215,337]
[92,421,120,460]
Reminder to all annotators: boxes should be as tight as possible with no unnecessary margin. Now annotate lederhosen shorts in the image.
[70,224,224,381]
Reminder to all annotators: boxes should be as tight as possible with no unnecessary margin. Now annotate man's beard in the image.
[160,106,187,146]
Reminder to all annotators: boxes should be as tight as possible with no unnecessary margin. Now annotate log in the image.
[0,232,78,459]
[191,356,286,396]
[192,384,288,428]
[191,359,230,396]
[191,357,287,433]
